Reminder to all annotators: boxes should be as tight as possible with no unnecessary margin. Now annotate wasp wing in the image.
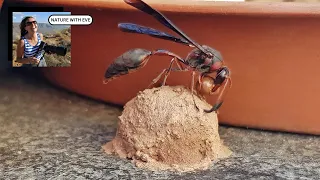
[124,0,209,55]
[118,23,193,47]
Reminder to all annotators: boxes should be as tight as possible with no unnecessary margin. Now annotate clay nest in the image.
[103,85,231,172]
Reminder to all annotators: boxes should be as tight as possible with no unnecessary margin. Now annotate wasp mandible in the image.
[103,0,232,113]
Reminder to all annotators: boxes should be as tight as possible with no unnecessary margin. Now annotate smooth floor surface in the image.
[0,70,319,180]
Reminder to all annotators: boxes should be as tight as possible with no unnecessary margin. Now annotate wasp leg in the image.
[147,49,187,88]
[162,57,176,86]
[174,56,184,70]
[195,73,206,100]
[197,72,207,93]
[162,57,187,86]
[152,49,186,86]
[151,49,186,64]
[148,65,188,88]
[148,69,167,88]
[148,67,188,88]
[191,71,200,111]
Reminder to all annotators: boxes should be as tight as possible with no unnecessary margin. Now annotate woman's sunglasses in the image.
[26,21,37,26]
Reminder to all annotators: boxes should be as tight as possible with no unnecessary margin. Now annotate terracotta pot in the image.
[11,0,320,135]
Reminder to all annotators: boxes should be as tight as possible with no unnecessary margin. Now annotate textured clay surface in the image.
[103,86,231,172]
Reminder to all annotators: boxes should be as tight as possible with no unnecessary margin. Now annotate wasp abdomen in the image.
[105,48,152,79]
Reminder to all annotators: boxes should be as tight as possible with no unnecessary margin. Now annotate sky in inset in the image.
[13,12,71,23]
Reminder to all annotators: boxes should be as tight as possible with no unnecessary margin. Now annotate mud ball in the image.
[103,86,231,172]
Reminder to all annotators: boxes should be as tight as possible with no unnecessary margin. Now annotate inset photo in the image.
[12,12,71,67]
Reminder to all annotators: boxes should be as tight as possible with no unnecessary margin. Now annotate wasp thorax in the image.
[185,45,223,72]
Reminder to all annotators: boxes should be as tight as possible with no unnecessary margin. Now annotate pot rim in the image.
[11,0,320,17]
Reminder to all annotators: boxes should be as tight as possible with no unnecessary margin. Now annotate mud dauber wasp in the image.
[103,0,232,113]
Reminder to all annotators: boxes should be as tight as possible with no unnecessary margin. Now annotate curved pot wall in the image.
[11,0,320,135]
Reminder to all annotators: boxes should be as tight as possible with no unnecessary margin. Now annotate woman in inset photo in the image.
[16,16,47,67]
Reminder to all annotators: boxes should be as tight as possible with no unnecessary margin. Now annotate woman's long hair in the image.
[19,16,33,39]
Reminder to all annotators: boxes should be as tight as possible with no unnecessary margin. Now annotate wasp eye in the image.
[214,68,229,85]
